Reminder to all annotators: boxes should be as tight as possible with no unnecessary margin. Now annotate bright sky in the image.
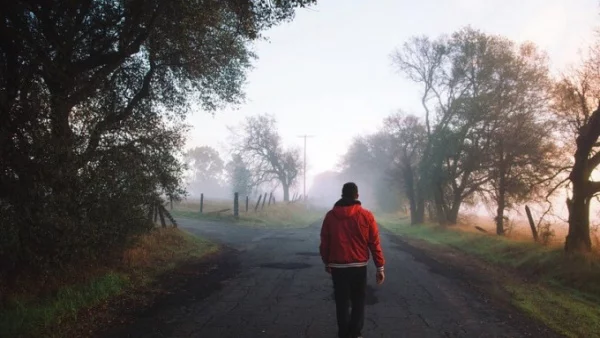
[185,0,599,192]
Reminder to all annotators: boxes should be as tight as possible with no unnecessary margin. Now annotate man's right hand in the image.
[376,270,385,285]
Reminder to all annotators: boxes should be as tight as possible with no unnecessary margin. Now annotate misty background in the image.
[181,0,598,219]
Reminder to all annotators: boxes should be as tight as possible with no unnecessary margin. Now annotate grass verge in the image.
[382,221,600,338]
[173,202,324,228]
[0,228,218,338]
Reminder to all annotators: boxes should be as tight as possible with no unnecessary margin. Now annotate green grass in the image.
[382,220,600,338]
[0,273,129,338]
[173,201,324,228]
[507,284,600,338]
[0,228,218,338]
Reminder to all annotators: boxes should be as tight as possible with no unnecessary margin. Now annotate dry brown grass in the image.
[454,213,600,249]
[122,228,211,268]
[173,198,324,228]
[175,198,233,213]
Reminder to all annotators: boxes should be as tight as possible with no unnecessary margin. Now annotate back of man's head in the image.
[341,182,359,200]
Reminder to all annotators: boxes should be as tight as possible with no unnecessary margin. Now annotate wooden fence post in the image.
[245,196,249,212]
[200,193,204,214]
[234,192,239,218]
[525,205,539,242]
[261,192,267,210]
[154,203,158,223]
[158,206,167,228]
[254,194,263,212]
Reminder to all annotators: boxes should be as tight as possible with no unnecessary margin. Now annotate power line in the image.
[297,135,314,202]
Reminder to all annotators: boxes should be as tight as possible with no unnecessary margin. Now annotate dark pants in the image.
[331,266,367,338]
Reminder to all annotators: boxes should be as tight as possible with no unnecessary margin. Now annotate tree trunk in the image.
[446,191,462,225]
[403,166,419,225]
[564,106,600,253]
[433,183,448,226]
[496,197,505,236]
[495,142,507,236]
[414,176,426,224]
[158,205,167,228]
[496,166,507,236]
[426,201,435,221]
[414,197,425,224]
[282,183,290,202]
[565,193,592,252]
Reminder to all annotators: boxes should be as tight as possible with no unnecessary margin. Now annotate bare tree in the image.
[232,114,301,202]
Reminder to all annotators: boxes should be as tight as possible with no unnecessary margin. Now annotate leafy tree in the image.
[226,153,255,197]
[383,114,427,224]
[184,146,226,197]
[485,113,558,235]
[340,131,406,213]
[0,0,314,281]
[231,114,301,202]
[392,27,555,226]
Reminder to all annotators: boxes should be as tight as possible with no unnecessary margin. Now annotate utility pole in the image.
[297,135,314,202]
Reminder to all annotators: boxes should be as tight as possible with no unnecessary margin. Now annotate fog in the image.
[180,0,600,233]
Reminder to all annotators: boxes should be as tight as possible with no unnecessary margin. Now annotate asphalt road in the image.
[99,218,560,338]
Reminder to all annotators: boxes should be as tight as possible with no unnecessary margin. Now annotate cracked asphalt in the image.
[100,218,560,338]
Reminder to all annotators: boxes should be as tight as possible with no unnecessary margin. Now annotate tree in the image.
[232,114,301,202]
[473,42,557,235]
[184,146,226,197]
[392,27,554,226]
[226,153,254,197]
[552,37,600,252]
[340,132,406,213]
[485,113,558,235]
[383,114,427,224]
[0,0,314,280]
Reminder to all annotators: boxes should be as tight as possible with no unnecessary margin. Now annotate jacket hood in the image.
[331,198,362,218]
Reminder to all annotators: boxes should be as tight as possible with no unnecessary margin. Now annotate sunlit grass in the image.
[0,228,218,338]
[507,284,600,338]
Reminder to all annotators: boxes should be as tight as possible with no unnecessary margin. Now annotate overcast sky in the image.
[185,0,599,193]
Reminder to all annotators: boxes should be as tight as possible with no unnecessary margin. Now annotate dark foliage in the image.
[0,0,313,284]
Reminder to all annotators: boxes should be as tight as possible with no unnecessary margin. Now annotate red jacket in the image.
[319,199,385,270]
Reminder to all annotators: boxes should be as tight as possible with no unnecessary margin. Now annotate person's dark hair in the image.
[341,182,359,199]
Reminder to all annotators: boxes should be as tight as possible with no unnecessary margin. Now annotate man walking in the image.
[319,182,385,338]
